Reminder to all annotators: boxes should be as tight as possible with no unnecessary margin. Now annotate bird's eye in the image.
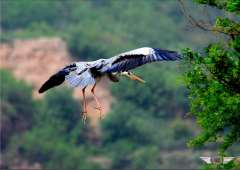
[128,72,130,75]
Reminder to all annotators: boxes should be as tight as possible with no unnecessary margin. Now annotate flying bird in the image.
[39,47,182,123]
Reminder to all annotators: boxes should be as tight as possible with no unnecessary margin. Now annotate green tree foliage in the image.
[18,88,100,168]
[132,146,162,169]
[9,22,61,39]
[66,1,184,60]
[2,1,186,59]
[21,123,99,169]
[67,23,134,61]
[35,88,84,136]
[194,0,240,14]
[1,68,35,149]
[180,0,240,155]
[1,69,99,168]
[1,0,62,29]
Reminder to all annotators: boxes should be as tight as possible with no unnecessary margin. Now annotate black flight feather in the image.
[38,70,70,93]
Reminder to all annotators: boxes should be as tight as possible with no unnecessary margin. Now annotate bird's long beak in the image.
[130,74,145,82]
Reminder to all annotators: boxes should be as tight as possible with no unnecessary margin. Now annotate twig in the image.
[178,0,240,38]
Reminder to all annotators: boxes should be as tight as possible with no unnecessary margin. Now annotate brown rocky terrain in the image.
[1,37,115,140]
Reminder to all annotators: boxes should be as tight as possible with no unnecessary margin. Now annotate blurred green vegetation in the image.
[1,69,100,168]
[1,1,205,59]
[1,0,239,169]
[1,68,35,149]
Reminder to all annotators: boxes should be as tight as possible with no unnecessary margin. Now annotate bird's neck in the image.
[106,72,120,82]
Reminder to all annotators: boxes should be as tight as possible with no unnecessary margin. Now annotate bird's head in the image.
[121,71,145,82]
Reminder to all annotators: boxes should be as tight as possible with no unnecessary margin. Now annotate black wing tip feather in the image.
[38,70,69,93]
[165,51,182,60]
[38,87,45,93]
[153,48,182,61]
[38,75,65,93]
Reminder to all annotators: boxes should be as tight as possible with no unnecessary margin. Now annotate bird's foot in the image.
[82,111,87,124]
[94,107,104,120]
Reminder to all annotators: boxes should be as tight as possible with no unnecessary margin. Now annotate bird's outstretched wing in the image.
[39,61,97,93]
[38,63,77,93]
[38,70,70,93]
[100,47,182,73]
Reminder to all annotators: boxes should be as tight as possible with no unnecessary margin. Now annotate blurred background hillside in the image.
[1,0,239,169]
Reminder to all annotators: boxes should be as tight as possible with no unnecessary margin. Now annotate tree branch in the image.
[178,0,240,38]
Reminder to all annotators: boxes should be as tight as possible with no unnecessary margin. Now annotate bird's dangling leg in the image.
[82,86,87,124]
[91,83,104,120]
